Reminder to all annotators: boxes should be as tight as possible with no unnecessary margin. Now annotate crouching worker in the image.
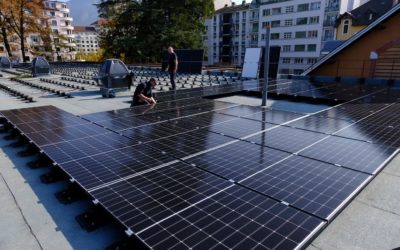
[131,78,157,107]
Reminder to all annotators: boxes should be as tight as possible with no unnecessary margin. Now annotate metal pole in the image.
[261,26,271,107]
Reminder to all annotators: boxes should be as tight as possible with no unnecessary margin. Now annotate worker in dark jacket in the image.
[131,78,157,107]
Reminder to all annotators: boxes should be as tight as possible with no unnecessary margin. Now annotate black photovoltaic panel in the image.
[243,109,305,125]
[241,155,370,220]
[186,141,291,181]
[0,106,76,125]
[12,117,90,134]
[216,105,264,117]
[24,123,109,146]
[244,126,328,153]
[207,118,275,139]
[317,103,390,122]
[336,121,400,147]
[178,112,236,128]
[58,144,174,190]
[137,185,325,250]
[42,132,139,164]
[89,162,232,232]
[121,119,198,143]
[150,129,235,159]
[287,116,354,134]
[300,136,398,174]
[359,103,400,129]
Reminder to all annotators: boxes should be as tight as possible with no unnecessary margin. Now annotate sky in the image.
[69,0,251,26]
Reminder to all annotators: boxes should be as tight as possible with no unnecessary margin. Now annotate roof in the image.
[215,3,250,14]
[338,0,395,26]
[303,3,400,75]
[73,26,97,33]
[90,19,108,26]
[321,40,346,54]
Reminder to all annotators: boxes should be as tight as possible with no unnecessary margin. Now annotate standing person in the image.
[131,78,157,107]
[167,46,178,90]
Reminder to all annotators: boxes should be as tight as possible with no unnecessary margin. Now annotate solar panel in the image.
[120,119,197,143]
[317,103,390,122]
[12,117,90,134]
[1,106,78,125]
[58,144,175,190]
[136,185,325,250]
[243,109,305,125]
[336,121,400,147]
[42,132,139,164]
[300,136,398,174]
[150,129,235,159]
[207,118,275,139]
[359,103,400,129]
[216,105,264,117]
[244,126,328,153]
[185,141,291,181]
[89,162,232,232]
[178,112,237,128]
[240,155,370,220]
[24,123,109,146]
[287,116,354,134]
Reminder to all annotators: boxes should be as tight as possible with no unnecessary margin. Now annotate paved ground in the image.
[0,75,399,250]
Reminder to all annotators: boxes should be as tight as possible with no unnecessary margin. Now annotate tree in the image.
[97,0,214,63]
[0,3,14,57]
[4,0,49,62]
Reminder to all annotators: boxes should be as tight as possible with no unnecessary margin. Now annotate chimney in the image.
[232,2,236,6]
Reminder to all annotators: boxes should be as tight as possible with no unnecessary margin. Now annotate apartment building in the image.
[204,0,368,74]
[74,26,100,54]
[0,0,76,61]
[204,2,252,66]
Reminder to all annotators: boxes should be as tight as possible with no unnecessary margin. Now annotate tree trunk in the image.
[1,27,12,57]
[19,1,26,62]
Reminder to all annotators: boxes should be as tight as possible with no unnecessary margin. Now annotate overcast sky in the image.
[69,0,251,26]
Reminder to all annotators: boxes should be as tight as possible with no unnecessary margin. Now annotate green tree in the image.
[97,0,214,63]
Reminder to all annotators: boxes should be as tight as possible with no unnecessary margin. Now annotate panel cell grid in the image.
[207,118,275,139]
[89,162,232,232]
[42,132,138,164]
[137,185,325,250]
[186,141,291,181]
[244,126,328,153]
[58,144,174,190]
[243,109,304,125]
[300,136,398,174]
[216,105,263,117]
[287,116,354,134]
[241,155,370,219]
[150,129,235,158]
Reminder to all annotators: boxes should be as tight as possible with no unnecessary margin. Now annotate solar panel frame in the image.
[240,155,371,220]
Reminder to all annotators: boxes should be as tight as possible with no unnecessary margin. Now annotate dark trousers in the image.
[169,71,176,90]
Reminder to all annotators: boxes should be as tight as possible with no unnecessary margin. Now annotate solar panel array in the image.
[1,85,400,249]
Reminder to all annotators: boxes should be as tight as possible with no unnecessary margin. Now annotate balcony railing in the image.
[325,6,339,12]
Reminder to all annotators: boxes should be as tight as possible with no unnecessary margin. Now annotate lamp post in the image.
[261,25,271,107]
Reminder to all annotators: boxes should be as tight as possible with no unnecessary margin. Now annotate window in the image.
[271,33,280,40]
[307,44,317,51]
[343,20,349,34]
[309,16,319,24]
[296,17,308,25]
[51,20,57,26]
[308,30,318,38]
[283,32,292,39]
[310,2,321,10]
[282,58,291,64]
[285,6,294,13]
[261,34,266,40]
[294,45,305,51]
[50,11,55,16]
[295,31,306,38]
[0,47,4,52]
[308,58,317,64]
[272,8,281,15]
[242,11,246,19]
[53,29,58,34]
[271,20,280,27]
[262,9,270,16]
[293,69,304,74]
[283,45,291,52]
[298,3,309,12]
[294,58,304,64]
[262,21,270,28]
[280,68,290,74]
[284,19,293,26]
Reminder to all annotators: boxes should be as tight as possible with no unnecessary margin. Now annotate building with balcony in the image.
[73,26,100,54]
[204,1,251,66]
